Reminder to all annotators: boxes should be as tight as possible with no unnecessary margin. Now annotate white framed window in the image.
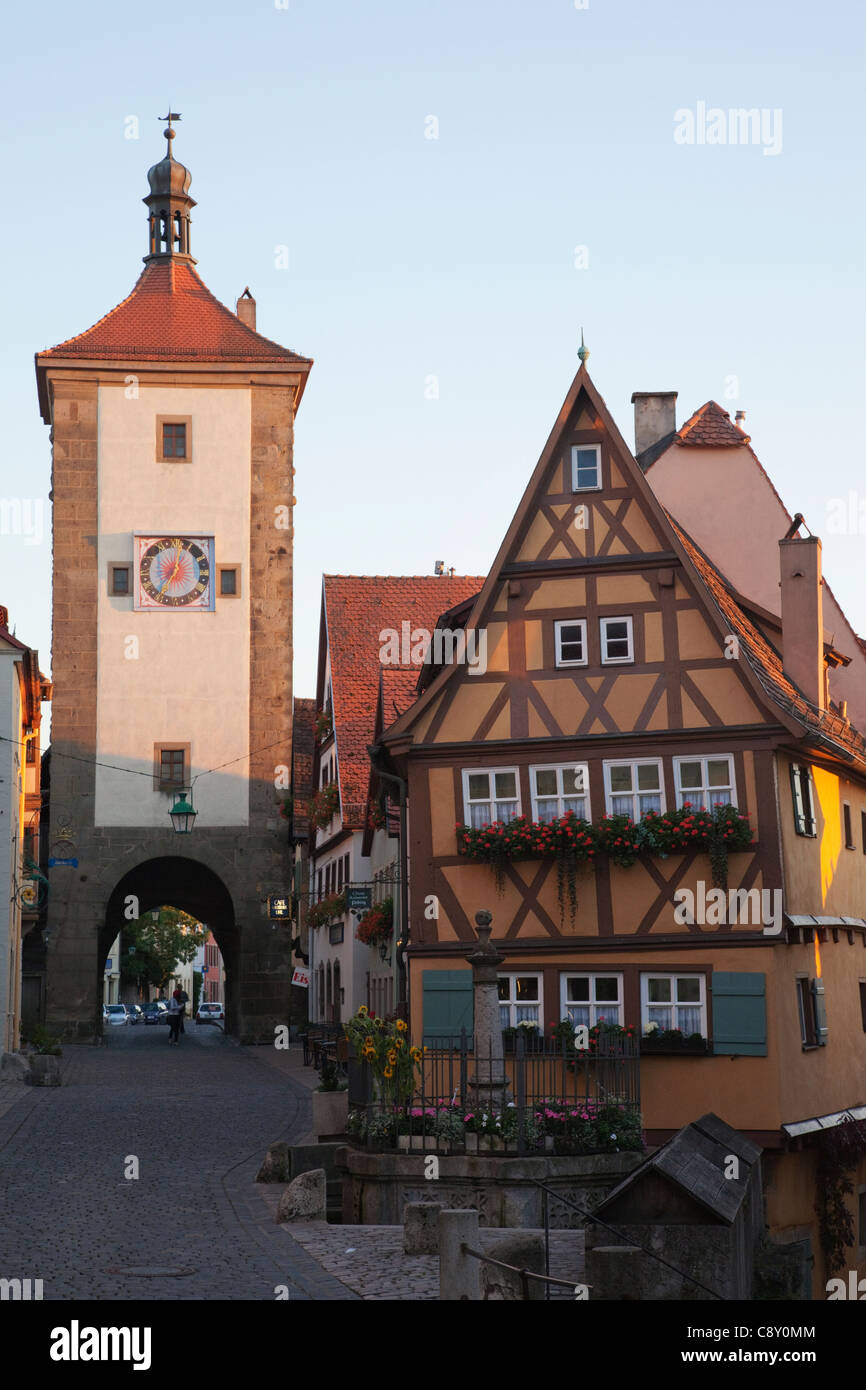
[498,973,542,1030]
[571,444,602,491]
[462,768,521,828]
[600,615,634,664]
[604,759,664,818]
[641,973,706,1036]
[555,618,587,667]
[560,973,623,1029]
[530,763,590,822]
[674,755,736,811]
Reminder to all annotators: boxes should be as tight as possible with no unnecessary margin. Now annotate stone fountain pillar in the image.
[466,911,511,1114]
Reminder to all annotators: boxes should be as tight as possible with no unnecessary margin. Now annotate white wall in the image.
[95,385,251,826]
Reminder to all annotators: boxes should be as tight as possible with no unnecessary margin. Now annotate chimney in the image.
[236,287,256,331]
[0,605,8,628]
[735,410,746,430]
[779,535,824,710]
[631,392,678,458]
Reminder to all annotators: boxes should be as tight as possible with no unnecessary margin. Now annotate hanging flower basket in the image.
[356,898,394,948]
[306,891,347,931]
[310,782,340,829]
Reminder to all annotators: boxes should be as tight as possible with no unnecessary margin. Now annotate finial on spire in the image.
[578,327,590,365]
[158,110,182,158]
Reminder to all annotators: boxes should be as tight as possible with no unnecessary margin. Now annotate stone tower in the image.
[35,119,312,1040]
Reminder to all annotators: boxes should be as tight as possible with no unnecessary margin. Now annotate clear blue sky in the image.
[3,0,864,708]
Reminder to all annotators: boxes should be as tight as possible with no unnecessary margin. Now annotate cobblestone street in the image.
[0,1026,356,1301]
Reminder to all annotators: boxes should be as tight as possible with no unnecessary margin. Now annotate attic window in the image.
[571,444,601,491]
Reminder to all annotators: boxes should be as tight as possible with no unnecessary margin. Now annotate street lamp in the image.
[169,789,197,834]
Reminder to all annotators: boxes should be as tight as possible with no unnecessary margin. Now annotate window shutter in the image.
[811,978,828,1045]
[422,970,473,1047]
[790,764,806,835]
[711,972,767,1056]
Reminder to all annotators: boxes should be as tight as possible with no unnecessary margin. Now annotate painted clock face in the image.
[134,536,214,610]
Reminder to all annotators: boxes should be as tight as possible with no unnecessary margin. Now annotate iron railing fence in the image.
[346,1030,641,1157]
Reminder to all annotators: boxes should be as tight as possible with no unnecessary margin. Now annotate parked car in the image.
[104,1004,129,1027]
[196,1002,225,1025]
[125,1004,143,1024]
[142,1003,168,1025]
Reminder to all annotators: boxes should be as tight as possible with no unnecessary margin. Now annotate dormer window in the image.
[571,444,601,491]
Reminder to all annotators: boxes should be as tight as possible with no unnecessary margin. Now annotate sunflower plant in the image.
[343,1006,422,1102]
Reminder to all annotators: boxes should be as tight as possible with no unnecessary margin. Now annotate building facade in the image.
[35,123,311,1040]
[378,362,866,1291]
[0,606,50,1049]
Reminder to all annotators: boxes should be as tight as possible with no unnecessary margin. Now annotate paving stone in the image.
[0,1030,355,1301]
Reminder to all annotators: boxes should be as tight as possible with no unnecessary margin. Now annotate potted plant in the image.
[23,1026,62,1087]
[311,1056,348,1138]
[306,891,347,931]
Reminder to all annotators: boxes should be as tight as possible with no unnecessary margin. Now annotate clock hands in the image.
[158,545,183,596]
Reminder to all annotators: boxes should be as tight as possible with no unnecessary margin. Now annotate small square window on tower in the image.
[156,416,192,462]
[108,563,132,597]
[154,743,190,791]
[218,565,241,598]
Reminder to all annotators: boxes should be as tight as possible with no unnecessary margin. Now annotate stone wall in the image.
[338,1147,643,1228]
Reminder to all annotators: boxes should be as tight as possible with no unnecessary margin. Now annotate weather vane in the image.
[158,110,182,155]
[578,327,590,365]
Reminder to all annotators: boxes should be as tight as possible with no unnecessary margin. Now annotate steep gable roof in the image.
[676,400,750,447]
[671,521,866,767]
[321,575,485,830]
[379,363,866,776]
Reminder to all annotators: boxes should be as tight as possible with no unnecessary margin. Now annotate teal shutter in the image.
[711,972,767,1056]
[422,970,474,1047]
[811,979,828,1045]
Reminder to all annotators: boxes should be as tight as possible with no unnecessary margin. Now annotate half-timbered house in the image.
[377,362,866,1290]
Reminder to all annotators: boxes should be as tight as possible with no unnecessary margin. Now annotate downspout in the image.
[368,746,409,1019]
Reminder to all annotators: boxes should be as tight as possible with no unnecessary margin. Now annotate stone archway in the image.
[100,856,239,1033]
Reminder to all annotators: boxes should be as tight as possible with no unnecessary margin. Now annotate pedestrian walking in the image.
[177,986,189,1035]
[167,993,183,1045]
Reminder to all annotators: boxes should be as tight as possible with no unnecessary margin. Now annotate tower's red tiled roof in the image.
[676,400,751,448]
[323,576,485,829]
[37,260,311,364]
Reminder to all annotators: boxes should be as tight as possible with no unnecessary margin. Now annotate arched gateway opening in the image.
[102,857,240,1034]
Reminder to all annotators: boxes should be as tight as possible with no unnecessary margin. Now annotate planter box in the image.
[312,1087,349,1139]
[397,1134,438,1151]
[479,1135,505,1152]
[27,1054,61,1087]
[464,1133,479,1153]
[640,1039,710,1056]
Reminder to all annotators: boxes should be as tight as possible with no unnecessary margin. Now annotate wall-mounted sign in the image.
[20,882,39,907]
[292,967,310,989]
[48,857,78,868]
[346,886,371,913]
[268,894,291,920]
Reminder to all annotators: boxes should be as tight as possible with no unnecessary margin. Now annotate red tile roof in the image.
[292,697,317,839]
[676,400,751,447]
[37,260,311,364]
[670,519,866,767]
[323,576,485,829]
